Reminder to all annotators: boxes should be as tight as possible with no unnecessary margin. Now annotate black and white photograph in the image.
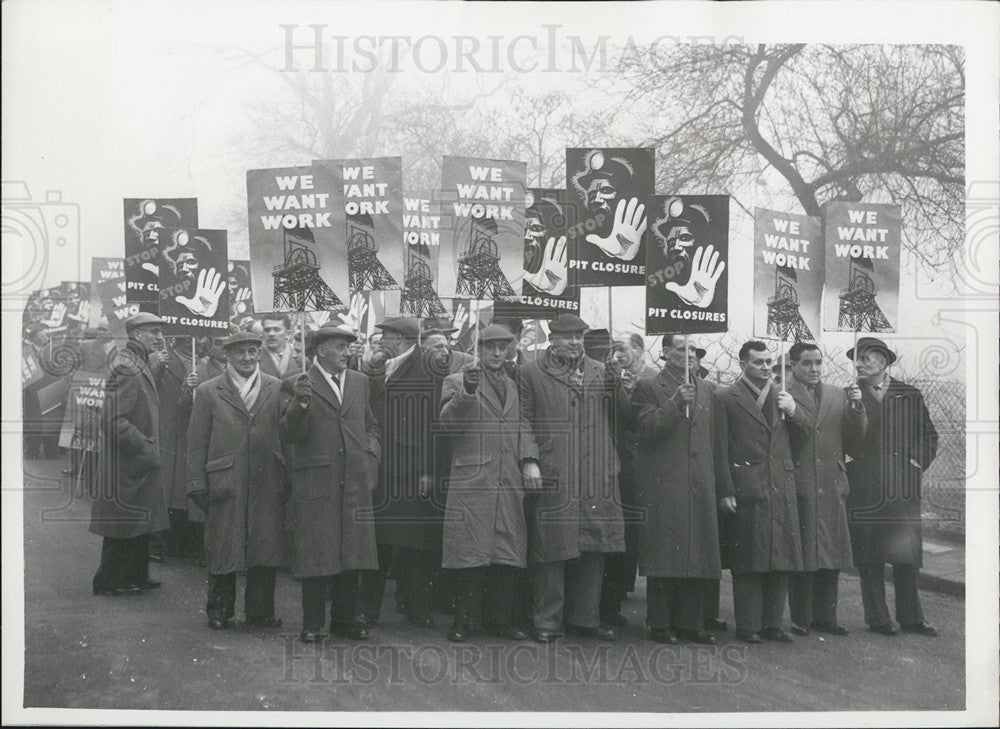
[3,1,997,727]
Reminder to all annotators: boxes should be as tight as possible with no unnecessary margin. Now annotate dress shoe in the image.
[485,624,528,641]
[790,623,810,636]
[566,624,616,641]
[675,628,717,645]
[649,628,678,645]
[811,621,849,636]
[534,629,563,643]
[408,615,434,629]
[868,622,899,636]
[246,616,283,629]
[141,579,162,590]
[761,627,794,643]
[448,625,469,642]
[208,618,228,630]
[736,629,762,644]
[331,622,368,640]
[704,618,728,632]
[901,621,939,637]
[299,630,326,643]
[148,553,164,563]
[94,584,143,597]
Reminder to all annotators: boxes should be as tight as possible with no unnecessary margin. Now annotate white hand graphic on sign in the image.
[232,287,252,315]
[664,245,725,309]
[176,267,225,317]
[337,293,368,333]
[585,197,646,262]
[524,236,569,296]
[451,303,469,344]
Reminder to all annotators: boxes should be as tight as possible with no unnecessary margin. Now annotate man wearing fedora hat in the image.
[518,313,627,642]
[91,312,170,596]
[186,331,286,630]
[846,337,939,637]
[280,324,381,641]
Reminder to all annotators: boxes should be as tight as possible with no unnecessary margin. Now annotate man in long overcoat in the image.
[846,337,939,636]
[280,324,381,642]
[714,340,803,643]
[90,313,170,595]
[186,331,286,630]
[439,325,540,642]
[784,342,867,636]
[518,313,626,642]
[633,334,721,645]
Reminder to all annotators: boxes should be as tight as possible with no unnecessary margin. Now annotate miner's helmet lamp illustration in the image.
[523,191,565,275]
[135,199,182,246]
[163,229,212,280]
[655,198,711,262]
[570,150,635,216]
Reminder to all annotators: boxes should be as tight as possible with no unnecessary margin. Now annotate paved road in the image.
[21,457,965,713]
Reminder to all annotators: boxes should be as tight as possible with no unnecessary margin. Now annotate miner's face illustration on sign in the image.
[657,198,707,265]
[176,248,201,281]
[586,178,617,216]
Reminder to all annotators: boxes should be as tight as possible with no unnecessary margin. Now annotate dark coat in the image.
[632,367,721,579]
[186,370,286,573]
[714,380,804,575]
[280,366,380,577]
[785,378,867,571]
[259,345,303,380]
[518,352,626,563]
[846,377,937,567]
[90,340,169,539]
[156,349,195,512]
[374,347,449,551]
[439,371,538,569]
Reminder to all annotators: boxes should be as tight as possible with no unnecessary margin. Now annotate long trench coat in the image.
[439,371,538,569]
[518,352,626,563]
[785,378,867,571]
[185,370,286,574]
[90,340,169,539]
[280,365,380,577]
[846,378,937,567]
[632,367,721,579]
[157,349,194,512]
[714,380,804,575]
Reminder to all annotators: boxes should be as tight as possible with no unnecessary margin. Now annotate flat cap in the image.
[375,317,420,339]
[478,324,516,343]
[547,313,590,334]
[222,330,262,349]
[311,324,358,346]
[423,316,458,335]
[125,312,165,333]
[847,336,897,365]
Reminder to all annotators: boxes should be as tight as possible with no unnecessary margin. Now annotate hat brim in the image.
[846,346,897,364]
[313,330,358,345]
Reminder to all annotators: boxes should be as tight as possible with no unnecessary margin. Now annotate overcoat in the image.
[186,370,286,574]
[846,378,937,567]
[439,371,538,569]
[632,366,721,579]
[259,346,303,380]
[517,352,626,563]
[156,348,195,512]
[89,340,169,539]
[280,365,380,577]
[713,380,804,575]
[373,347,449,550]
[785,378,867,571]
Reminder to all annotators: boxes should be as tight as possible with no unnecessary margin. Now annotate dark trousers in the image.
[789,569,840,627]
[93,534,149,592]
[531,552,605,631]
[857,563,924,627]
[301,571,361,632]
[703,579,722,622]
[732,571,789,633]
[646,577,710,632]
[395,547,437,621]
[599,550,638,623]
[207,566,277,621]
[453,564,518,629]
[358,543,392,622]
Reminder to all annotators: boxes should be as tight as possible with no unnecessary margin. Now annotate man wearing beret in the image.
[186,331,286,630]
[90,312,170,596]
[439,325,540,642]
[280,324,381,641]
[518,313,627,642]
[846,338,939,637]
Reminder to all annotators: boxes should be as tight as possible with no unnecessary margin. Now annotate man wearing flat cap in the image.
[280,324,381,642]
[439,325,540,642]
[91,312,170,596]
[846,338,939,637]
[186,331,286,630]
[518,313,627,642]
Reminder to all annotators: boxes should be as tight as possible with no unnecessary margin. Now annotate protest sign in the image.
[88,257,125,329]
[157,228,230,336]
[314,157,404,292]
[123,198,198,313]
[57,370,106,452]
[227,259,254,324]
[438,156,526,300]
[97,276,138,338]
[822,202,901,332]
[247,166,348,312]
[60,281,90,337]
[396,193,447,318]
[566,147,655,287]
[753,208,823,342]
[645,195,730,336]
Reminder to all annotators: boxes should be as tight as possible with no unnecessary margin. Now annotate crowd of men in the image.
[83,308,941,646]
